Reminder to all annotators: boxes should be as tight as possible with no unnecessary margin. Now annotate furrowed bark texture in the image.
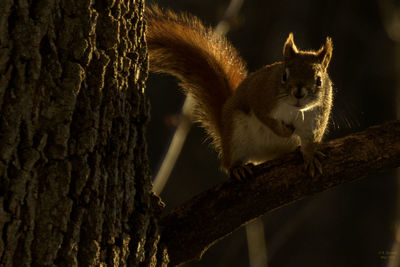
[0,0,167,266]
[161,120,400,266]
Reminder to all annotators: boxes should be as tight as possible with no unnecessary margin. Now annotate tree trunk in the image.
[0,0,166,266]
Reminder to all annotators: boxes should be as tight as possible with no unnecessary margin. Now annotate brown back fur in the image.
[146,6,248,146]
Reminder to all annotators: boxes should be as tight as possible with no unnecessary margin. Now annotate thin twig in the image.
[246,219,268,267]
[152,96,194,194]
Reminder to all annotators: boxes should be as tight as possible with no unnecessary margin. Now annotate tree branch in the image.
[160,121,400,266]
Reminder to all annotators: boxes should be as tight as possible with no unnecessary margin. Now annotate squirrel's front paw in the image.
[229,163,254,181]
[301,148,325,177]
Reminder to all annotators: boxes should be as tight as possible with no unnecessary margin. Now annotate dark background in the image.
[146,0,400,266]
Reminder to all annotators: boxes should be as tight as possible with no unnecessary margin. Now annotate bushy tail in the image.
[146,6,248,147]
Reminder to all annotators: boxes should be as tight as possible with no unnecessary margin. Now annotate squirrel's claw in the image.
[229,163,254,181]
[302,149,325,178]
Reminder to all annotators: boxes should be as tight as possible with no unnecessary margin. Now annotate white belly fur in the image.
[230,109,301,165]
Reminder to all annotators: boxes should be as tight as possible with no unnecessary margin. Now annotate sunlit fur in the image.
[146,7,333,172]
[146,6,248,149]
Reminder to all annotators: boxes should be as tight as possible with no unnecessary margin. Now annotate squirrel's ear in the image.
[283,33,298,61]
[318,36,333,70]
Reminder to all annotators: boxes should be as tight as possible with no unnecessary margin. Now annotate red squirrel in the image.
[146,6,333,179]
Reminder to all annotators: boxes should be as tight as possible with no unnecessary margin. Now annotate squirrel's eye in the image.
[316,76,322,87]
[282,68,289,84]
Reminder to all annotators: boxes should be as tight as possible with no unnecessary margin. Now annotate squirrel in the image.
[146,6,333,179]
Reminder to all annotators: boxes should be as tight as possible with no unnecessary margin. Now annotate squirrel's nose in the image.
[293,87,306,99]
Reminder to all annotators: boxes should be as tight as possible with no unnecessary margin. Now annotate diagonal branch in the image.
[160,120,400,266]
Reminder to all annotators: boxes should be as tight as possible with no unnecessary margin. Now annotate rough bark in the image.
[0,0,166,266]
[161,120,400,266]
